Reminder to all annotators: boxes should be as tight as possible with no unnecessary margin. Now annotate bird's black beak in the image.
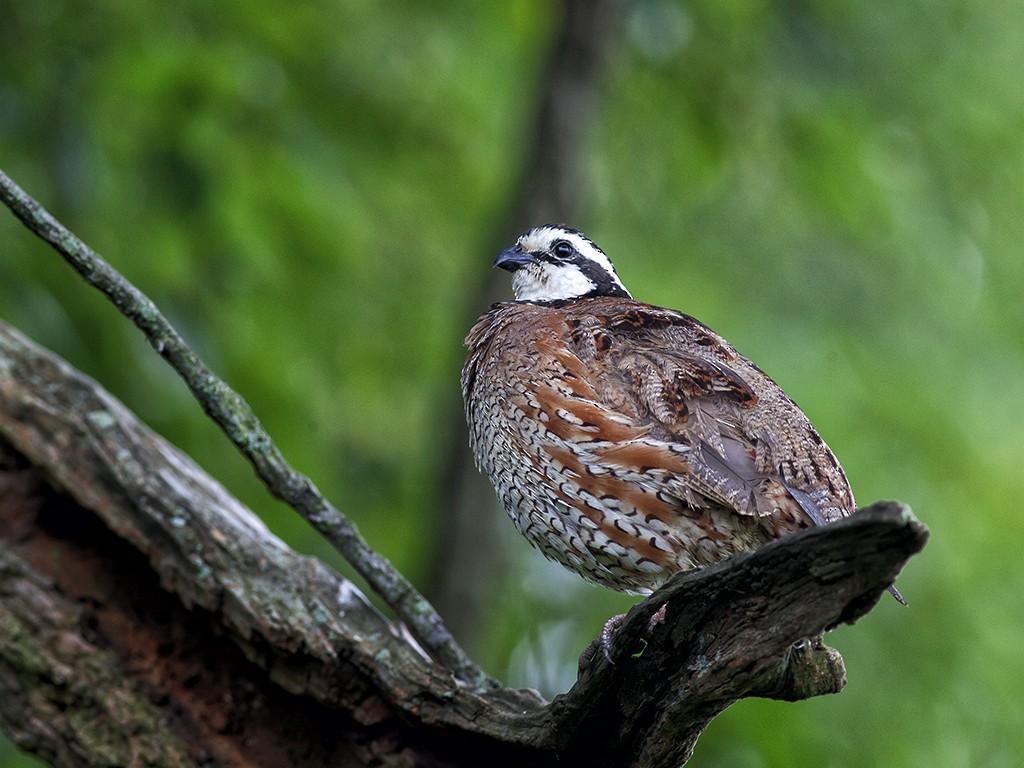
[494,244,537,272]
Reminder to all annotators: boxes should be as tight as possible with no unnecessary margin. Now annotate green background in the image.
[1,1,1022,765]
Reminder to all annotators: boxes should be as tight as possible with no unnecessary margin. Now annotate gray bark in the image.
[0,319,927,767]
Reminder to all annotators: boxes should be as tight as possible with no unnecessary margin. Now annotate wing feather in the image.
[558,301,840,524]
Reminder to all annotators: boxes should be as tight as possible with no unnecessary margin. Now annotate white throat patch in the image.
[511,262,597,302]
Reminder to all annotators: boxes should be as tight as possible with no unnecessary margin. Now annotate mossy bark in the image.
[0,320,927,767]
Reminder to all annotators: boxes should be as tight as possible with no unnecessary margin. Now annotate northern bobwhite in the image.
[463,224,902,603]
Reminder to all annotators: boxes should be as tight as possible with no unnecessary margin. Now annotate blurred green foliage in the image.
[1,1,1022,766]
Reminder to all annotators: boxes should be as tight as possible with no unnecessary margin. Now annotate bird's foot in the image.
[577,613,622,672]
[599,613,627,664]
[647,601,668,631]
[578,603,669,673]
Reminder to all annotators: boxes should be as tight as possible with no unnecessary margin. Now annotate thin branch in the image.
[0,168,490,690]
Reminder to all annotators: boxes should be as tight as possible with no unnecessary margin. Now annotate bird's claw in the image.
[578,603,670,672]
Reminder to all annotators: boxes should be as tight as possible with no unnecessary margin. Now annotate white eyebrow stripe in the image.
[517,226,629,297]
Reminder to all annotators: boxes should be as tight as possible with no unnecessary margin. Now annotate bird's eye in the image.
[552,240,574,259]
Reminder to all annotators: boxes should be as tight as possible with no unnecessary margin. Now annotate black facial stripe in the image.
[529,240,630,298]
[572,253,630,298]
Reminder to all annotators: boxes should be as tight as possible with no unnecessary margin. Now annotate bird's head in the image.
[495,225,632,302]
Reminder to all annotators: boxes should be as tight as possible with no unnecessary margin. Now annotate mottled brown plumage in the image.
[463,225,900,601]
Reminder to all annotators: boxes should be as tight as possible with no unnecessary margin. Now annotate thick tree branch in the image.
[0,318,927,766]
[0,545,194,768]
[0,168,487,689]
[551,503,922,767]
[0,319,538,766]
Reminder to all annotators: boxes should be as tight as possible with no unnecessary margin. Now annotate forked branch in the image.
[0,168,488,690]
[0,315,926,767]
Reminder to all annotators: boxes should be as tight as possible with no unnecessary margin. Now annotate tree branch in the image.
[0,318,537,766]
[0,168,488,689]
[550,502,923,767]
[0,317,927,766]
[0,545,194,768]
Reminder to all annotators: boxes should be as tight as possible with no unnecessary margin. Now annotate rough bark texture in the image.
[0,318,927,767]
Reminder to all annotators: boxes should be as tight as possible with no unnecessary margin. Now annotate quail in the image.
[462,225,903,613]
